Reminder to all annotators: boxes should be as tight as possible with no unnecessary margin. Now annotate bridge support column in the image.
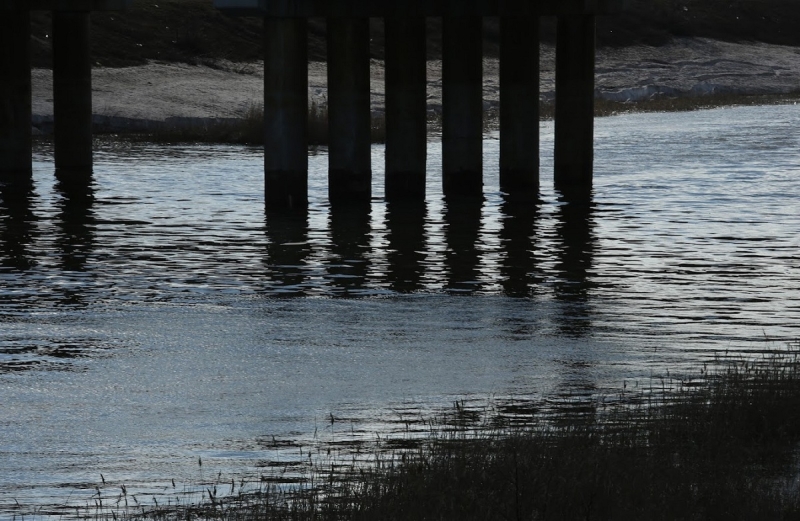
[53,10,93,174]
[385,16,427,201]
[554,15,595,190]
[0,10,32,179]
[264,17,308,209]
[327,17,371,203]
[500,15,539,199]
[442,15,483,197]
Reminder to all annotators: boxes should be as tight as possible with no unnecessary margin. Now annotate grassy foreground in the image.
[82,344,800,521]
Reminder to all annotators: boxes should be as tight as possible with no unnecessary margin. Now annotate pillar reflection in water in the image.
[263,209,311,295]
[54,171,96,275]
[443,196,483,293]
[553,187,596,336]
[327,202,371,294]
[384,201,427,293]
[499,195,540,298]
[0,178,37,271]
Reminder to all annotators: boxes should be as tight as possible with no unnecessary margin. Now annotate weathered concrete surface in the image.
[0,0,132,10]
[53,10,93,171]
[213,0,626,17]
[554,15,595,188]
[264,16,308,209]
[499,15,539,197]
[385,16,427,201]
[442,15,483,197]
[327,16,372,203]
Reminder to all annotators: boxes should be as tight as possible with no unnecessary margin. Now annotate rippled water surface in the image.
[1,104,799,517]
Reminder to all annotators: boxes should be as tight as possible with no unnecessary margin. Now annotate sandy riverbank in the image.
[30,37,800,133]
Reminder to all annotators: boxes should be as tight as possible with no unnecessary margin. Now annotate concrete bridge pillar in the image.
[385,16,427,201]
[554,14,595,190]
[0,9,32,179]
[499,15,539,199]
[264,17,308,209]
[53,10,93,174]
[327,17,372,203]
[442,15,483,198]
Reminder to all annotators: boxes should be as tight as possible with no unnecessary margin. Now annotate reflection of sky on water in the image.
[2,106,799,369]
[1,105,800,515]
[2,106,798,368]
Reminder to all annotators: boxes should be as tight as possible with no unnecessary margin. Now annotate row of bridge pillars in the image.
[1,9,93,179]
[266,14,595,207]
[1,11,596,203]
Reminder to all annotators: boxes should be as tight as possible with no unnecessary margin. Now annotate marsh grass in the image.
[142,105,263,146]
[591,91,800,118]
[140,92,800,146]
[145,104,387,146]
[530,92,800,121]
[63,343,800,521]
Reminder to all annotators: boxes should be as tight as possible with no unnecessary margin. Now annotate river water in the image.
[1,104,799,517]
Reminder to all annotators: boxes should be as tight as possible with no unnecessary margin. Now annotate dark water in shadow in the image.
[0,179,38,273]
[384,201,427,293]
[1,105,800,516]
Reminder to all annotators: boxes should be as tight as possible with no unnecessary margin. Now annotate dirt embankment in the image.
[30,37,800,133]
[28,0,800,68]
[27,0,800,132]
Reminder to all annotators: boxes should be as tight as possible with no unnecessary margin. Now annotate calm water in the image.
[1,104,799,517]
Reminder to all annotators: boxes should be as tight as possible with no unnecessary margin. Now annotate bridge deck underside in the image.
[0,0,132,11]
[213,0,625,17]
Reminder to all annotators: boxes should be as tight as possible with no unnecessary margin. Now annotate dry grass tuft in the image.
[144,103,387,147]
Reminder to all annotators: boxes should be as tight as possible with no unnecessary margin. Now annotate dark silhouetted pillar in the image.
[500,15,539,199]
[264,17,308,209]
[327,17,371,203]
[442,15,483,197]
[554,15,595,190]
[0,10,32,178]
[53,10,93,174]
[385,16,427,201]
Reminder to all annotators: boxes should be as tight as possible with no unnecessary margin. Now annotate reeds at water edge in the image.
[49,341,800,521]
[145,103,387,146]
[131,92,800,146]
